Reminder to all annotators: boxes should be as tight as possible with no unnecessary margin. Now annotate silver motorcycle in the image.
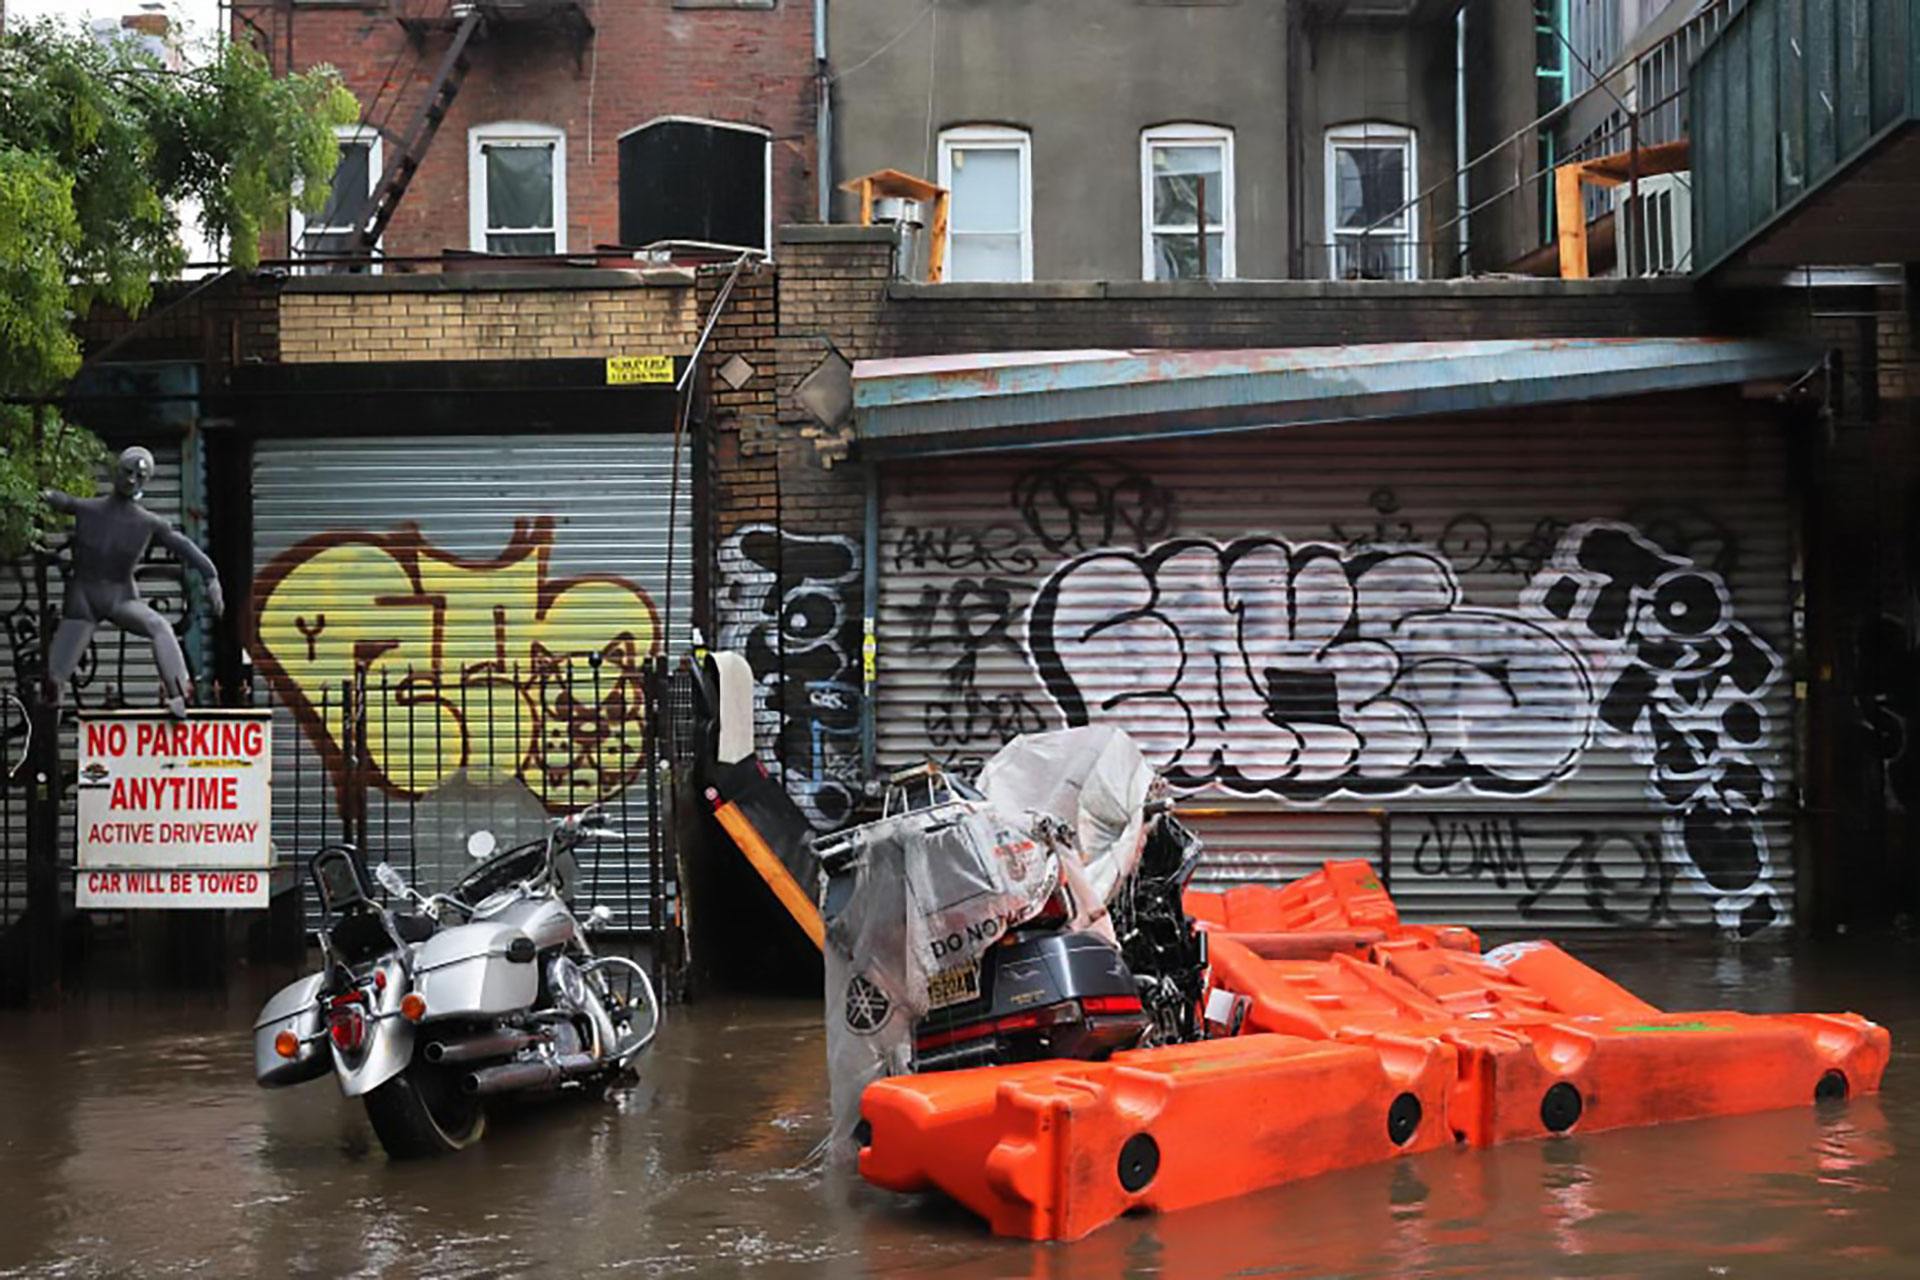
[252,808,660,1158]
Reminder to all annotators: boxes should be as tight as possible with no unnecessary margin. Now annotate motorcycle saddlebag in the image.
[414,923,540,1019]
[254,972,331,1087]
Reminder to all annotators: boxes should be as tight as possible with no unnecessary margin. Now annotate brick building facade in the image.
[242,0,817,261]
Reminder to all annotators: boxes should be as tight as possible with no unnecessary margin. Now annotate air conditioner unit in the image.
[1620,172,1693,275]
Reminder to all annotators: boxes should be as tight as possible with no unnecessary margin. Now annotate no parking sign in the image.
[75,710,273,909]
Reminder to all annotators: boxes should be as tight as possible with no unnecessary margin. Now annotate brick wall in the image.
[253,1,816,261]
[277,271,699,362]
[78,275,282,369]
[878,278,1715,356]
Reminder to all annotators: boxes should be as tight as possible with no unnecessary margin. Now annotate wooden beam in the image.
[1556,163,1589,280]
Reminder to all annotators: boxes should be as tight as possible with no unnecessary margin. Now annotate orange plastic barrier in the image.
[1480,939,1662,1020]
[860,859,1894,1241]
[1432,1009,1892,1147]
[858,1031,1455,1241]
[1186,861,1479,952]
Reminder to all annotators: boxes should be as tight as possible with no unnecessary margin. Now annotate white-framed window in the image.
[1140,123,1234,281]
[292,125,381,270]
[1325,122,1418,281]
[469,122,567,255]
[937,126,1032,283]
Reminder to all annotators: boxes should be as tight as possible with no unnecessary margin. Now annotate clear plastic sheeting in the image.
[979,727,1156,934]
[820,728,1161,1156]
[821,793,1056,1155]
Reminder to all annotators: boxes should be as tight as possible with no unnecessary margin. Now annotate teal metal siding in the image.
[1693,0,1918,273]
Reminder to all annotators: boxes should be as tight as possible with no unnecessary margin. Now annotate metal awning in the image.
[850,338,1822,458]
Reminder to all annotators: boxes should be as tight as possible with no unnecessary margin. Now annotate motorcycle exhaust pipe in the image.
[462,1051,598,1096]
[424,1030,547,1066]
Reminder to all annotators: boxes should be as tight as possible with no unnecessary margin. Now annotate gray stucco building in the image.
[826,0,1464,282]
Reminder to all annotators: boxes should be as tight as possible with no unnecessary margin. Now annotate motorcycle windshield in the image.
[978,726,1156,917]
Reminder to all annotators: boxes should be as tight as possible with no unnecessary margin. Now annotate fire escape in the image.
[349,1,594,256]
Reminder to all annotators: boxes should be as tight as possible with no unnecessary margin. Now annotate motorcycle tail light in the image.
[1081,994,1144,1016]
[1029,886,1072,929]
[329,1006,367,1054]
[373,969,387,992]
[400,993,426,1022]
[273,1030,300,1059]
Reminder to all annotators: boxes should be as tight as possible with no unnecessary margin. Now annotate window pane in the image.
[1335,145,1408,232]
[316,141,371,229]
[949,147,1021,233]
[486,143,554,230]
[949,231,1022,282]
[487,231,557,255]
[1151,144,1224,228]
[1151,231,1224,281]
[1333,234,1412,280]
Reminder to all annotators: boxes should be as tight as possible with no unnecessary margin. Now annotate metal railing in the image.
[1358,0,1745,280]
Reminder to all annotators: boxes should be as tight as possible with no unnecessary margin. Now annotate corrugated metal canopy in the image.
[851,338,1822,457]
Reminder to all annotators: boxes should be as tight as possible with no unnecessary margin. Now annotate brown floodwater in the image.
[1,935,1916,1279]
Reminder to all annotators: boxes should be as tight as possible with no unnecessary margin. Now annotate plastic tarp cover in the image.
[823,798,1056,1155]
[978,726,1155,934]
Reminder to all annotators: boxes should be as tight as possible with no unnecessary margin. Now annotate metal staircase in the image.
[350,6,483,255]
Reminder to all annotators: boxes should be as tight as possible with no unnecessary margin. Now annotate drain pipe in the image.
[862,464,878,778]
[816,0,832,221]
[1455,4,1469,273]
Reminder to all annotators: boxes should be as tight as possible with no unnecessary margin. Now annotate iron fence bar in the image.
[643,657,662,976]
[407,671,418,885]
[379,671,391,863]
[584,656,603,916]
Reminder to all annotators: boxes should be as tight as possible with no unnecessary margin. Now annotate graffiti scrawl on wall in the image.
[253,517,658,812]
[1020,519,1783,932]
[878,453,1794,932]
[1523,521,1785,932]
[1029,538,1595,799]
[716,525,864,830]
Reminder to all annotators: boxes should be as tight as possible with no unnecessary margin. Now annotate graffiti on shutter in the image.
[716,524,864,831]
[254,516,659,813]
[875,426,1793,934]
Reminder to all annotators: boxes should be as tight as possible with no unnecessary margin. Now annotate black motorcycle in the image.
[820,765,1208,1075]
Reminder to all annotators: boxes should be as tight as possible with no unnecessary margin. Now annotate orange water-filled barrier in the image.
[859,1031,1455,1241]
[859,861,1892,1241]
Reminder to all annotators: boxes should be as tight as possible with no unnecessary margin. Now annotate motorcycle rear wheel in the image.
[364,1058,485,1158]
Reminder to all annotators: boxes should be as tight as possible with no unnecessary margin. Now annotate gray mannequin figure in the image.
[41,446,225,717]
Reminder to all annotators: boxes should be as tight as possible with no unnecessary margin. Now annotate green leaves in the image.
[0,16,358,555]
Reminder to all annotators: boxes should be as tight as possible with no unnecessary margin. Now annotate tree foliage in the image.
[0,16,358,555]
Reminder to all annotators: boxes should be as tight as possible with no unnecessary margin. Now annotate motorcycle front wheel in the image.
[363,1056,485,1159]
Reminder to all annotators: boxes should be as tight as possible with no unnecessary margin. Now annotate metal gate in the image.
[250,434,692,933]
[875,395,1796,933]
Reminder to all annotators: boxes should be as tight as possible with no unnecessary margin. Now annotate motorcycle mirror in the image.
[466,830,498,860]
[587,904,614,931]
[373,861,408,897]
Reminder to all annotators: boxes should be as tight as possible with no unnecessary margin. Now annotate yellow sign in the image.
[606,355,675,385]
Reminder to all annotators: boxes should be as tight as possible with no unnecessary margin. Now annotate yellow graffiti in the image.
[252,518,657,810]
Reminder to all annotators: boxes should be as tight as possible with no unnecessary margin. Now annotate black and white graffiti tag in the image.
[716,525,864,830]
[1011,457,1177,555]
[1029,537,1594,799]
[1523,520,1784,934]
[1027,521,1785,933]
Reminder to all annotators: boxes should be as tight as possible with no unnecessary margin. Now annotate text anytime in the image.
[107,776,240,812]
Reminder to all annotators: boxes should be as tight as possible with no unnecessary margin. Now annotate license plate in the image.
[927,962,981,1010]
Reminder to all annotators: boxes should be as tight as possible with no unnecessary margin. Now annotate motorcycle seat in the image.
[393,911,436,944]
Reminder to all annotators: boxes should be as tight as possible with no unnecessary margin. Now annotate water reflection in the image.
[0,939,1913,1277]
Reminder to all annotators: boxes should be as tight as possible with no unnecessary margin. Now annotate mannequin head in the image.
[114,446,155,499]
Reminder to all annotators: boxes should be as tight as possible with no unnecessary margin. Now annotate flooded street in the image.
[2,936,1917,1278]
